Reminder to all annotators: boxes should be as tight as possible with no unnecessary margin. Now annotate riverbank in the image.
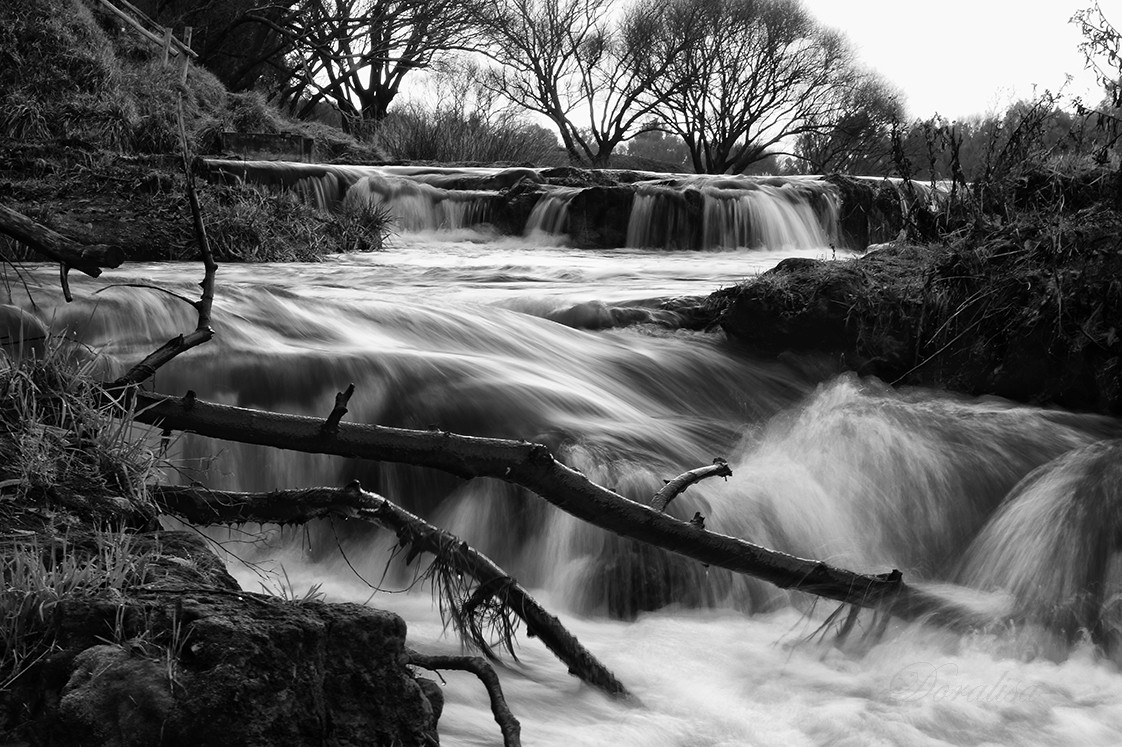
[0,351,442,744]
[712,166,1122,415]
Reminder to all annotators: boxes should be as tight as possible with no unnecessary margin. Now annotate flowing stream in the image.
[11,172,1122,745]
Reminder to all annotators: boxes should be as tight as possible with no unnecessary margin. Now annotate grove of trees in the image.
[137,0,1120,173]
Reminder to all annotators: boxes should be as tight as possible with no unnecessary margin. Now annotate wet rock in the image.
[11,527,441,747]
[29,595,441,747]
[566,186,635,248]
[57,645,174,747]
[825,174,904,250]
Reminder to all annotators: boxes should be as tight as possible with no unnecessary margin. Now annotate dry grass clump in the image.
[195,182,391,261]
[0,345,157,524]
[914,187,1122,406]
[0,530,156,692]
[0,0,387,162]
[0,348,169,695]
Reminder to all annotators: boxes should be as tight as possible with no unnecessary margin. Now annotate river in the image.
[17,182,1122,745]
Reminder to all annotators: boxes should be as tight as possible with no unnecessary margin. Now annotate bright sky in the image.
[801,0,1110,120]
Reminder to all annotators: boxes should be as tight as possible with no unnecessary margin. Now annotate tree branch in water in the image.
[407,650,521,747]
[152,481,633,700]
[136,392,991,629]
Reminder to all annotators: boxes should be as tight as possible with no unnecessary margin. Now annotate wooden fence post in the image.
[180,26,193,84]
[161,26,173,64]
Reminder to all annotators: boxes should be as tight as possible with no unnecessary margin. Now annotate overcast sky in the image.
[801,0,1107,120]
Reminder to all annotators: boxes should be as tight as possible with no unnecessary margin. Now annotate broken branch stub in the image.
[650,458,732,512]
[0,203,124,278]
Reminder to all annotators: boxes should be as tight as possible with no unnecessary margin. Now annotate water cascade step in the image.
[202,160,893,251]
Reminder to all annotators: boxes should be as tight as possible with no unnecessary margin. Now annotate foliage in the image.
[1071,1,1122,163]
[130,0,295,93]
[621,121,690,169]
[793,74,904,175]
[197,182,390,261]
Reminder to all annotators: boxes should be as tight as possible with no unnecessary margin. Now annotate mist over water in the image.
[15,172,1122,744]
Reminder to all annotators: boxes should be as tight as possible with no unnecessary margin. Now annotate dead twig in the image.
[408,650,521,747]
[109,97,217,388]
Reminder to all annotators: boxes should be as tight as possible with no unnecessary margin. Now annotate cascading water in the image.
[207,160,848,251]
[523,187,580,238]
[626,176,840,250]
[345,175,494,232]
[18,181,1122,744]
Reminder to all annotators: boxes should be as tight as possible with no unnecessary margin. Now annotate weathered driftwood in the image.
[135,392,989,629]
[0,204,124,277]
[408,651,521,747]
[152,482,632,700]
[650,458,732,512]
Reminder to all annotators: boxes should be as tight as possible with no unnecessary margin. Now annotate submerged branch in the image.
[152,482,632,700]
[136,393,989,629]
[408,651,521,747]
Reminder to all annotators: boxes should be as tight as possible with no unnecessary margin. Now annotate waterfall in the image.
[523,187,580,237]
[345,175,494,232]
[204,160,851,250]
[956,440,1122,641]
[18,235,1122,744]
[626,176,840,250]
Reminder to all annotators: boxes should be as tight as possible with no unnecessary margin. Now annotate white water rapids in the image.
[13,224,1122,744]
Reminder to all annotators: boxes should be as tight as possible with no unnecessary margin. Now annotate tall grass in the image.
[0,342,175,694]
[0,531,155,691]
[197,182,391,261]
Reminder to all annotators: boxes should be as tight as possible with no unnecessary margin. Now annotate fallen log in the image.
[135,392,990,629]
[152,482,632,700]
[0,204,124,277]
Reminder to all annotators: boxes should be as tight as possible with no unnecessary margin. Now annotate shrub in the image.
[197,182,390,261]
[375,101,560,164]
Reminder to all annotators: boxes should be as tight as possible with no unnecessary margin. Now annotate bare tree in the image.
[138,0,299,92]
[474,0,693,166]
[645,0,856,174]
[247,0,480,126]
[793,74,904,175]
